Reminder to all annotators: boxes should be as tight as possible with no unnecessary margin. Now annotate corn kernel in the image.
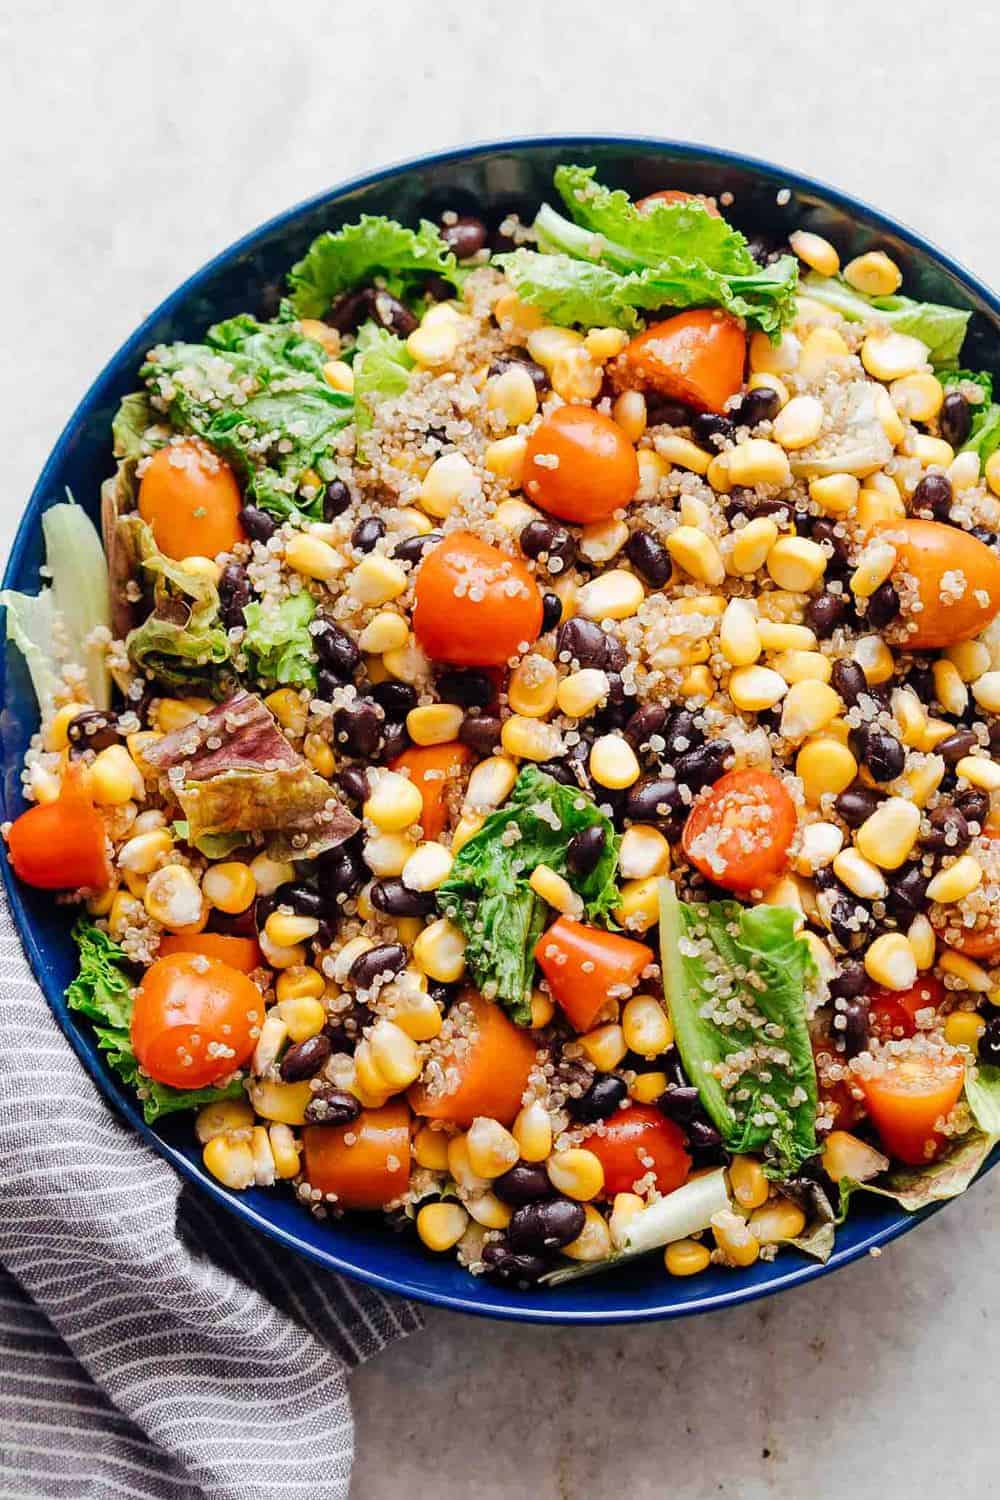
[417,1201,470,1252]
[955,755,1000,792]
[944,1010,986,1049]
[606,1191,645,1249]
[579,1023,627,1072]
[986,450,1000,498]
[576,569,645,621]
[854,797,921,870]
[833,847,887,900]
[729,518,780,576]
[413,917,467,983]
[890,371,943,423]
[508,655,559,718]
[349,554,407,606]
[451,813,485,853]
[789,230,840,277]
[249,1079,313,1126]
[766,536,827,592]
[729,1155,769,1212]
[665,1238,712,1276]
[853,635,895,685]
[772,650,832,685]
[561,1203,613,1261]
[464,755,518,813]
[407,316,459,368]
[795,738,857,804]
[622,994,672,1058]
[729,664,788,713]
[636,448,669,499]
[947,451,981,491]
[464,1116,520,1180]
[265,688,308,737]
[265,910,319,949]
[864,932,918,991]
[844,250,902,296]
[579,518,630,566]
[861,331,929,382]
[556,668,610,719]
[249,853,295,896]
[727,439,793,489]
[203,1133,256,1190]
[850,541,897,602]
[749,329,800,375]
[284,532,347,582]
[144,864,204,930]
[486,364,539,428]
[322,358,354,393]
[779,680,842,742]
[90,745,144,806]
[529,862,584,917]
[589,734,640,789]
[926,854,983,904]
[404,703,464,747]
[798,326,850,381]
[718,598,761,667]
[971,671,1000,713]
[656,434,712,476]
[808,473,859,517]
[364,770,424,833]
[512,1100,552,1163]
[612,876,660,934]
[547,1148,604,1202]
[911,435,954,470]
[747,371,790,405]
[358,611,409,655]
[773,395,824,452]
[413,1123,450,1172]
[619,824,671,880]
[196,1096,255,1143]
[938,949,992,992]
[276,983,326,1039]
[482,434,528,488]
[907,913,937,970]
[612,389,647,443]
[551,346,603,403]
[628,1071,667,1106]
[711,1209,760,1267]
[153,696,215,734]
[585,326,630,361]
[500,715,564,762]
[749,1198,807,1245]
[663,527,723,588]
[117,827,173,876]
[252,1013,288,1075]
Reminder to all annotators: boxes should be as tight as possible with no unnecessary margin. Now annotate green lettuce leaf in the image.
[66,920,244,1124]
[242,592,317,690]
[124,518,233,693]
[112,392,162,463]
[943,369,993,403]
[800,271,970,369]
[437,767,620,1025]
[287,216,460,319]
[353,321,414,440]
[659,882,819,1177]
[964,1062,1000,1136]
[941,372,1000,465]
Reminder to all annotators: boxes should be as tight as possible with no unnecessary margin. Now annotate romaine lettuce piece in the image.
[287,216,461,319]
[242,592,317,690]
[800,271,970,369]
[353,321,414,439]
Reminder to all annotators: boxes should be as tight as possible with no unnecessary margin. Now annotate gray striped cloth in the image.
[0,884,422,1499]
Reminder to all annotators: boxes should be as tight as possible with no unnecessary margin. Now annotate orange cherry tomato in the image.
[412,532,543,667]
[534,917,653,1033]
[615,308,746,415]
[586,1103,691,1198]
[868,976,946,1041]
[138,439,245,561]
[635,189,721,218]
[158,932,262,973]
[7,764,111,891]
[811,1035,865,1132]
[389,742,474,840]
[408,990,538,1127]
[930,830,1000,960]
[885,519,1000,648]
[130,952,261,1088]
[683,769,796,894]
[522,405,639,524]
[855,1053,965,1166]
[302,1101,411,1210]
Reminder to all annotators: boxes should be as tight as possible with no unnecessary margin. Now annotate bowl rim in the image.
[4,134,998,1325]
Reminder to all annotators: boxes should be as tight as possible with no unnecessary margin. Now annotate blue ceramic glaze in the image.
[3,138,997,1323]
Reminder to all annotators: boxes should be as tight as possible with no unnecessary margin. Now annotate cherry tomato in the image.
[868,976,946,1041]
[811,1035,865,1131]
[412,532,543,667]
[138,439,245,561]
[408,990,538,1127]
[615,308,746,415]
[158,932,262,973]
[130,952,261,1088]
[7,764,111,891]
[635,189,721,218]
[586,1103,691,1197]
[855,1054,965,1165]
[885,519,1000,648]
[522,405,639,524]
[534,917,653,1033]
[302,1102,412,1210]
[389,742,474,840]
[930,829,1000,961]
[682,769,796,894]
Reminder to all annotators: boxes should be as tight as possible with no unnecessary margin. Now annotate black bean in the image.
[334,699,382,757]
[829,896,876,952]
[379,721,410,764]
[885,865,928,922]
[833,786,882,828]
[313,619,361,679]
[661,1047,690,1091]
[436,670,492,710]
[567,1074,628,1122]
[304,1087,362,1126]
[393,530,442,565]
[804,592,850,639]
[829,960,867,1000]
[349,942,407,989]
[557,617,614,670]
[921,805,971,854]
[956,788,990,828]
[567,826,606,878]
[323,478,352,519]
[830,658,869,706]
[487,353,549,396]
[867,580,900,629]
[691,412,734,447]
[644,396,692,428]
[508,1199,586,1254]
[370,879,435,918]
[480,1244,549,1285]
[912,472,953,522]
[970,525,998,548]
[674,739,731,791]
[734,387,780,427]
[811,518,852,568]
[849,727,905,782]
[626,529,671,587]
[369,681,418,717]
[603,634,628,673]
[939,390,972,448]
[978,1017,1000,1067]
[280,1034,332,1082]
[541,592,562,633]
[665,709,705,759]
[494,1164,554,1205]
[274,883,326,919]
[320,843,366,899]
[218,562,250,630]
[625,776,682,825]
[534,758,577,787]
[841,996,870,1060]
[325,287,375,335]
[906,661,936,704]
[622,703,667,753]
[459,714,502,756]
[337,766,370,805]
[371,290,417,336]
[351,516,386,553]
[323,1001,372,1052]
[440,215,487,259]
[520,518,576,570]
[688,1118,723,1152]
[239,504,277,542]
[66,709,121,755]
[656,1084,701,1124]
[935,729,977,766]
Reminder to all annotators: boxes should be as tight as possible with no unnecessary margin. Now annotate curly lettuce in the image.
[943,370,1000,465]
[287,216,461,319]
[242,592,317,690]
[800,271,970,369]
[353,321,414,441]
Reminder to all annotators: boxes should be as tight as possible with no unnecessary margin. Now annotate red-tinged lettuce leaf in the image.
[836,1128,995,1220]
[145,690,358,859]
[123,517,235,695]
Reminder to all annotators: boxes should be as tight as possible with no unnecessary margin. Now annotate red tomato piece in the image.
[7,765,111,891]
[682,769,796,894]
[302,1102,412,1209]
[615,308,746,415]
[586,1103,692,1197]
[158,932,262,974]
[867,976,946,1041]
[534,917,653,1033]
[130,952,261,1089]
[389,742,475,840]
[522,405,639,524]
[412,532,543,667]
[408,990,538,1128]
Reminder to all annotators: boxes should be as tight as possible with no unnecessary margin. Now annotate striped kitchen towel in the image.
[0,885,422,1500]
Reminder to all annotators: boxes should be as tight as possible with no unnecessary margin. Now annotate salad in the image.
[5,164,1000,1292]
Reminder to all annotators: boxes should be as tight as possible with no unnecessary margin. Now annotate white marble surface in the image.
[3,1,998,1495]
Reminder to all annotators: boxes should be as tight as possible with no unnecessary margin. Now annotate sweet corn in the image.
[249,1079,313,1126]
[861,331,929,382]
[464,755,518,812]
[946,642,991,684]
[556,667,610,719]
[349,553,407,606]
[853,635,895,685]
[929,659,967,718]
[729,1155,769,1212]
[501,715,564,762]
[603,1191,643,1250]
[413,917,467,983]
[418,451,481,518]
[529,863,584,917]
[562,1203,613,1261]
[938,949,992,992]
[855,797,921,870]
[494,291,544,336]
[890,371,943,423]
[253,1013,289,1076]
[729,664,788,712]
[947,451,981,491]
[382,635,431,685]
[143,864,204,930]
[43,701,90,753]
[729,518,780,576]
[851,541,897,601]
[407,315,459,368]
[585,325,630,361]
[413,1123,451,1172]
[259,930,306,971]
[405,703,464,747]
[465,1117,520,1180]
[512,1100,552,1163]
[363,830,417,878]
[789,230,840,277]
[321,358,353,393]
[117,827,173,876]
[276,988,326,1044]
[680,665,714,700]
[665,1238,712,1277]
[926,854,983,904]
[798,325,850,381]
[528,990,554,1028]
[955,755,1000,792]
[766,536,827,591]
[749,329,800,376]
[264,1123,299,1181]
[612,389,647,443]
[665,527,724,587]
[808,473,859,517]
[706,453,732,493]
[576,569,645,620]
[618,824,671,880]
[508,655,559,717]
[579,1023,627,1073]
[772,650,831,685]
[551,346,603,403]
[718,598,761,666]
[446,1133,487,1192]
[749,1198,807,1245]
[203,1133,256,1191]
[613,875,660,934]
[265,911,319,950]
[366,1018,421,1091]
[907,913,937,971]
[711,1209,760,1268]
[911,434,954,470]
[202,860,256,914]
[284,532,346,582]
[727,439,793,490]
[485,364,539,427]
[417,1202,471,1252]
[779,680,842,742]
[795,820,844,873]
[90,745,144,806]
[483,434,528,488]
[401,841,454,893]
[248,853,295,897]
[196,1096,254,1143]
[29,762,62,804]
[986,449,1000,497]
[547,1148,605,1202]
[656,434,712,476]
[627,1071,666,1106]
[364,770,424,832]
[833,848,888,900]
[579,518,630,566]
[971,671,1000,713]
[943,1009,986,1049]
[265,689,308,737]
[864,932,918,991]
[636,448,669,499]
[451,813,485,852]
[622,994,672,1058]
[773,394,824,451]
[589,734,640,789]
[844,249,902,296]
[154,696,214,733]
[358,611,409,655]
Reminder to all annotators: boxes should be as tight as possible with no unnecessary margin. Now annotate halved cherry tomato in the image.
[7,764,111,891]
[302,1101,411,1209]
[407,990,538,1127]
[868,976,946,1041]
[138,439,245,561]
[412,532,543,667]
[635,189,721,218]
[586,1103,691,1197]
[885,519,1000,648]
[682,769,796,894]
[522,405,639,524]
[930,829,1000,961]
[855,1053,965,1165]
[130,952,261,1088]
[158,932,262,974]
[811,1034,865,1131]
[389,742,475,840]
[614,308,746,415]
[534,917,653,1033]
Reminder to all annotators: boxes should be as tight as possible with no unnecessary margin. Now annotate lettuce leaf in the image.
[353,321,414,440]
[800,272,970,369]
[112,392,162,463]
[287,216,461,319]
[836,1128,995,1217]
[124,518,233,693]
[437,767,620,1025]
[941,371,1000,465]
[66,920,244,1124]
[964,1062,1000,1136]
[242,592,317,690]
[659,882,819,1177]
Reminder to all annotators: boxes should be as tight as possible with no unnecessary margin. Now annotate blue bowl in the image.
[3,137,998,1323]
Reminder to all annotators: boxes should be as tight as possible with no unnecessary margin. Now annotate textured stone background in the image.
[3,1,997,1495]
